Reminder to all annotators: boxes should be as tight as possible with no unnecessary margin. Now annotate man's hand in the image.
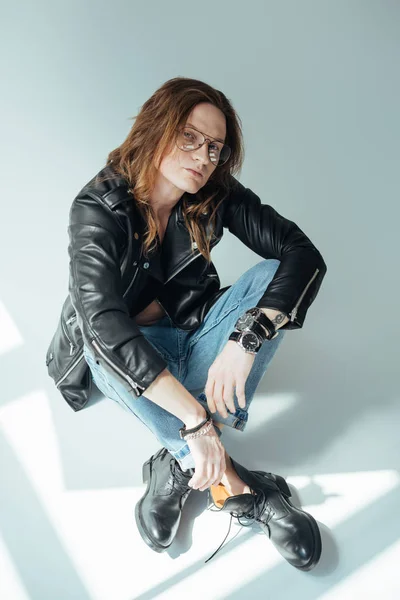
[204,340,256,418]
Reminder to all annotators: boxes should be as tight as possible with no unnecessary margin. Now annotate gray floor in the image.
[1,319,399,599]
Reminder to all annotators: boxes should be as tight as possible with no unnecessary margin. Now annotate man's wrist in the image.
[257,307,289,330]
[228,307,289,352]
[184,405,208,428]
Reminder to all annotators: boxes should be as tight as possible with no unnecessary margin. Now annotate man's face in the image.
[157,102,227,194]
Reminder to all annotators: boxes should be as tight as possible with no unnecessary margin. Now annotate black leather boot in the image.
[135,447,195,552]
[206,457,322,570]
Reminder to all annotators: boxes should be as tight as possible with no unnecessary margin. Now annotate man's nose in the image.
[193,142,211,164]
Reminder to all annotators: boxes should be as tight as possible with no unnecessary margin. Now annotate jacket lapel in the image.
[99,169,204,284]
[131,192,200,284]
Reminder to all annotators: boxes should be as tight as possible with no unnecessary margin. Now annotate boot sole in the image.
[134,459,173,553]
[253,470,322,570]
[292,510,322,571]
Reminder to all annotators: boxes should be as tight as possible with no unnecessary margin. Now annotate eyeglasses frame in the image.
[175,124,231,167]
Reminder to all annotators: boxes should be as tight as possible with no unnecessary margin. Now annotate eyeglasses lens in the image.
[176,128,231,166]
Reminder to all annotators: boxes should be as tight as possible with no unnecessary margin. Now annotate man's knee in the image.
[258,258,281,279]
[243,259,281,292]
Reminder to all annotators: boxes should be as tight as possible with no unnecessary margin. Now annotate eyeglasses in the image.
[175,125,231,167]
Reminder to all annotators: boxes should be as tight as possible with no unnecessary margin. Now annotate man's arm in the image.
[222,176,327,330]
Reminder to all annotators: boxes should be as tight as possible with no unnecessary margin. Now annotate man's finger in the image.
[205,379,216,413]
[214,380,228,418]
[223,380,236,413]
[236,380,246,409]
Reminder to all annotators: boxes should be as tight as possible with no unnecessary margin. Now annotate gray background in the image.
[1,1,399,599]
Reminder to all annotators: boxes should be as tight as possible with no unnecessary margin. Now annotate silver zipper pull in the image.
[289,268,319,322]
[69,342,75,355]
[131,380,145,394]
[91,338,146,396]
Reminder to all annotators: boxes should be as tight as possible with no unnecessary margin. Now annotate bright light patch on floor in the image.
[156,527,282,600]
[1,392,399,599]
[242,392,297,432]
[0,299,24,355]
[0,532,30,600]
[319,538,400,599]
[286,470,399,528]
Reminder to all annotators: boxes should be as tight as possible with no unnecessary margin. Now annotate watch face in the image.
[241,332,260,351]
[236,314,255,331]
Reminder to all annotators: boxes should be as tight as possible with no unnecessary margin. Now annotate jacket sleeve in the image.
[223,178,327,330]
[68,193,168,397]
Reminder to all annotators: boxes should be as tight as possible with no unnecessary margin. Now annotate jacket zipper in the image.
[164,237,219,284]
[86,263,146,396]
[55,201,136,390]
[89,266,142,390]
[289,268,320,322]
[156,240,219,318]
[55,266,141,389]
[56,235,212,390]
[56,350,85,387]
[91,338,146,395]
[155,297,173,323]
[164,250,201,284]
[123,263,139,298]
[61,317,76,355]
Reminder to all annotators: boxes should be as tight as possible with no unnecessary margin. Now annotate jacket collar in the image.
[94,163,191,220]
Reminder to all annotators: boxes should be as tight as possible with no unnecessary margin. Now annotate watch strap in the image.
[248,308,278,339]
[235,308,280,341]
[229,331,241,343]
[246,319,268,340]
[229,330,262,353]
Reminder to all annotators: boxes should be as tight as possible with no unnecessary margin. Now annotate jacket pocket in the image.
[46,345,54,367]
[45,315,92,412]
[61,315,77,356]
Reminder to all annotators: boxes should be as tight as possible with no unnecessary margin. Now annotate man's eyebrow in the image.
[186,122,225,143]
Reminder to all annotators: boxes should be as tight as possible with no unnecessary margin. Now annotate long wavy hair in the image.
[97,77,245,263]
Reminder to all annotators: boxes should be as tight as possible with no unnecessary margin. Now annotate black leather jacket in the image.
[46,164,327,412]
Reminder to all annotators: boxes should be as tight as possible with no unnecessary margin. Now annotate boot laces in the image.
[149,448,192,496]
[204,488,275,563]
[169,461,193,495]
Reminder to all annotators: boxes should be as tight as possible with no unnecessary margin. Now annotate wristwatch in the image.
[234,307,279,340]
[235,317,267,341]
[228,329,264,354]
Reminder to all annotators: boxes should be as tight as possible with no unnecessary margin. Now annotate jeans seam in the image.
[188,301,241,348]
[91,367,140,416]
[178,329,187,379]
[107,384,138,414]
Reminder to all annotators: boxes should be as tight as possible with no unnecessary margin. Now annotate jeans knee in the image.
[261,258,280,276]
[247,259,281,289]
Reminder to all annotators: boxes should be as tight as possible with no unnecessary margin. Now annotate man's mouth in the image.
[185,168,203,178]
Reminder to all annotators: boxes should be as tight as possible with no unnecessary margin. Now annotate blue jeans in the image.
[83,259,286,470]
